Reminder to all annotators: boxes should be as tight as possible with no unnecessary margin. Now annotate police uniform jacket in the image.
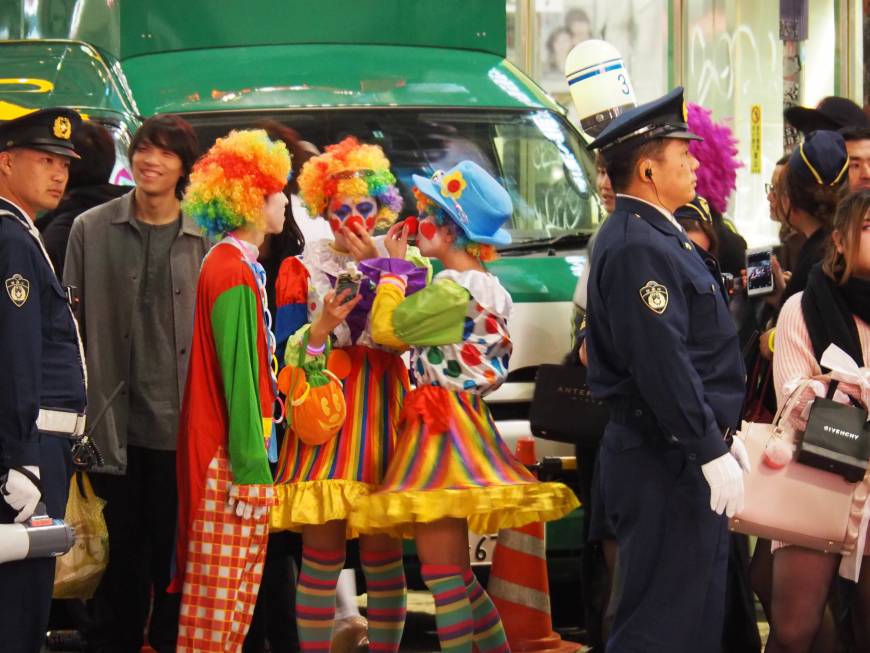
[0,197,86,468]
[586,195,745,465]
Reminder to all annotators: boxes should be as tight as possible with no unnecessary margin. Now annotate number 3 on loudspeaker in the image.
[617,74,630,95]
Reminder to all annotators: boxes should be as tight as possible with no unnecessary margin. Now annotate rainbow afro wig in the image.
[297,136,402,229]
[182,129,291,238]
[686,103,742,214]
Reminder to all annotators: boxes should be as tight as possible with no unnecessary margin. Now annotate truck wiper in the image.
[498,232,591,254]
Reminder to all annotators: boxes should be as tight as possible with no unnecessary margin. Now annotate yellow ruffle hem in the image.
[349,480,580,538]
[271,479,403,539]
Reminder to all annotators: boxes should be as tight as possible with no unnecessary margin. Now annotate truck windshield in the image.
[185,108,602,245]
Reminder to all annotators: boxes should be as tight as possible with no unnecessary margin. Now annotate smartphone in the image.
[335,272,361,304]
[745,247,774,296]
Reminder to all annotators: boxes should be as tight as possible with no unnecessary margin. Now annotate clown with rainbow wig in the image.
[270,136,430,653]
[169,129,291,652]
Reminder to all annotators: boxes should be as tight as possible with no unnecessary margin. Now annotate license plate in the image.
[468,531,498,566]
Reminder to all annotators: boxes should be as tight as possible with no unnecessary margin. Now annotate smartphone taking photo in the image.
[745,247,775,296]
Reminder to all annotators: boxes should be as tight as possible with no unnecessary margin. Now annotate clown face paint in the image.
[416,214,447,257]
[327,194,378,234]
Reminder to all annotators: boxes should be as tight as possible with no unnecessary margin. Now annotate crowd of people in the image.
[0,108,578,653]
[0,85,867,653]
[570,92,870,653]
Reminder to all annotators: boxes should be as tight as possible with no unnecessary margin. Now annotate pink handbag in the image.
[730,381,866,554]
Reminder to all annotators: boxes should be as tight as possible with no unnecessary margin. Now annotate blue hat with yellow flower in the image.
[412,161,513,246]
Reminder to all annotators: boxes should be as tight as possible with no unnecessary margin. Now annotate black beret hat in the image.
[784,96,870,136]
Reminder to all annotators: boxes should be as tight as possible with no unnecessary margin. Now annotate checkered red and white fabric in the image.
[177,449,276,653]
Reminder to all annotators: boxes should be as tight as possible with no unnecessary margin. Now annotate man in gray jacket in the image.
[64,115,208,653]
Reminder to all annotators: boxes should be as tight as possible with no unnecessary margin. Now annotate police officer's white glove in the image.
[701,453,744,517]
[227,496,268,521]
[1,466,41,523]
[729,437,752,473]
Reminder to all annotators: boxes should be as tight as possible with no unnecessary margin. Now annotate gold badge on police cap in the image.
[53,116,72,140]
[5,274,30,307]
[639,280,668,315]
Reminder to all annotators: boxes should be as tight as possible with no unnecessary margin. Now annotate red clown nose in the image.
[345,215,365,233]
[404,216,419,235]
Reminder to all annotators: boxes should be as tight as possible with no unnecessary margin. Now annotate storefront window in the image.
[682,1,785,247]
[506,0,669,123]
[682,0,844,247]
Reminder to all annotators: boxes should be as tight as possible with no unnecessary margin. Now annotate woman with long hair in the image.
[271,136,430,653]
[767,189,870,652]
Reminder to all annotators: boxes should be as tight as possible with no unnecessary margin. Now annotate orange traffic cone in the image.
[487,437,581,653]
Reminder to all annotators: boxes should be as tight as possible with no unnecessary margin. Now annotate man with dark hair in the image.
[0,108,87,652]
[63,114,208,653]
[36,120,129,276]
[841,125,870,191]
[584,87,748,652]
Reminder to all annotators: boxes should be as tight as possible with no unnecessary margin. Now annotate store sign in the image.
[750,104,762,174]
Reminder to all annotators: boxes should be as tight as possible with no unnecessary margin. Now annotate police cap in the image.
[674,195,713,224]
[788,130,848,187]
[589,87,702,153]
[0,108,82,160]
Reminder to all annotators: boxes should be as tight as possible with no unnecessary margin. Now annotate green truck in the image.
[1,0,603,627]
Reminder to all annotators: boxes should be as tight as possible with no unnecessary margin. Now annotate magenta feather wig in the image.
[686,103,742,214]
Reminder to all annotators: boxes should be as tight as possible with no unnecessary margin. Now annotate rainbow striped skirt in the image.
[271,346,409,538]
[350,385,579,538]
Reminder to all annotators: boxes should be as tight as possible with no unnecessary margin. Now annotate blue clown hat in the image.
[412,161,513,247]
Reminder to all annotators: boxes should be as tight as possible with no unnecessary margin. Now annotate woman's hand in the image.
[765,256,787,307]
[384,222,409,260]
[308,289,362,347]
[341,221,379,261]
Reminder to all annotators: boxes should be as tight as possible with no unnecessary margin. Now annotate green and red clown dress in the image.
[171,238,278,652]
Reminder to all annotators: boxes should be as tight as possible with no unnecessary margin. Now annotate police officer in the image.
[584,88,750,652]
[0,108,87,653]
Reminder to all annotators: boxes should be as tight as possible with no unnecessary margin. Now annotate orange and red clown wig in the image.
[183,129,291,238]
[297,136,402,230]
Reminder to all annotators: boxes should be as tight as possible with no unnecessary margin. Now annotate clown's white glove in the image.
[227,496,268,521]
[701,453,744,517]
[2,466,41,523]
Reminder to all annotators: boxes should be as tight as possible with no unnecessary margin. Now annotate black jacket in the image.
[36,184,130,277]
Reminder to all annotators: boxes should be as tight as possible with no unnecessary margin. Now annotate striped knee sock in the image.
[462,567,510,653]
[361,548,407,653]
[296,546,345,653]
[421,564,474,653]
